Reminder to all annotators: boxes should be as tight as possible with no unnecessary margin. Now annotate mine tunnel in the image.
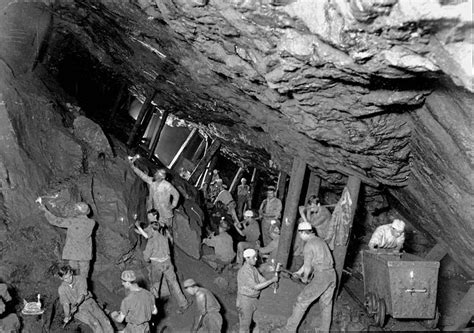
[0,0,473,332]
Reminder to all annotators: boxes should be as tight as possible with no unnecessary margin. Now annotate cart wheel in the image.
[374,297,386,327]
[365,293,377,316]
[421,308,440,329]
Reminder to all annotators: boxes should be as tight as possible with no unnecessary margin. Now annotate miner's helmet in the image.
[243,248,257,258]
[75,202,90,215]
[266,185,276,192]
[297,222,312,231]
[391,219,405,232]
[121,270,136,282]
[243,210,254,218]
[183,278,197,288]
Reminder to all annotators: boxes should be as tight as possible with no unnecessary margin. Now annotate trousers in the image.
[285,269,336,333]
[198,311,223,333]
[149,260,187,308]
[236,294,258,333]
[75,298,113,333]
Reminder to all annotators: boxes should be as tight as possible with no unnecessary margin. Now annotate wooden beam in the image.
[249,168,258,209]
[424,241,448,261]
[305,171,321,203]
[148,109,170,159]
[189,139,221,184]
[168,128,197,169]
[333,176,361,294]
[127,93,157,147]
[230,167,244,193]
[276,171,288,201]
[276,157,306,268]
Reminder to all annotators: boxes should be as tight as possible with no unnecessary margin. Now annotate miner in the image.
[202,219,235,270]
[257,225,280,273]
[258,185,282,246]
[134,219,191,314]
[368,218,406,252]
[128,156,180,229]
[299,195,332,242]
[236,177,251,219]
[183,278,223,332]
[57,265,113,333]
[111,270,157,332]
[237,248,278,333]
[282,222,336,333]
[234,210,261,266]
[214,183,240,224]
[38,200,94,278]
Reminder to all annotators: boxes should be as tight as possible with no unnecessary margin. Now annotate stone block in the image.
[73,116,113,157]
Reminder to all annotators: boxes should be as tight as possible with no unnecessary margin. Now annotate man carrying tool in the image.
[257,226,280,273]
[368,218,406,252]
[237,248,278,333]
[38,199,95,278]
[183,278,222,333]
[134,217,192,314]
[299,195,332,242]
[258,186,282,246]
[57,265,113,333]
[111,270,157,332]
[234,210,261,267]
[214,183,240,225]
[128,156,180,230]
[281,222,336,333]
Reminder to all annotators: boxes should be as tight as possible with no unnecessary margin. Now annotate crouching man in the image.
[368,219,406,252]
[202,219,235,271]
[111,270,157,333]
[57,265,113,333]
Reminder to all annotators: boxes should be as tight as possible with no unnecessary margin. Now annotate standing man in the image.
[236,178,251,219]
[202,220,235,270]
[128,156,180,229]
[257,226,280,273]
[299,195,332,243]
[38,200,94,278]
[283,222,336,333]
[258,186,282,246]
[237,249,278,333]
[214,184,239,225]
[368,219,406,252]
[183,279,222,333]
[134,219,191,313]
[57,265,113,333]
[111,270,157,333]
[234,210,261,266]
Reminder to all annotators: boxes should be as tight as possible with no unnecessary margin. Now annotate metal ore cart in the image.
[361,250,440,328]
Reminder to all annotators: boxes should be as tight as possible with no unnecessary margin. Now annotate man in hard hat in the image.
[236,177,251,219]
[257,225,280,273]
[237,249,278,333]
[368,219,406,252]
[234,210,261,266]
[258,185,282,246]
[134,218,191,314]
[38,200,95,278]
[202,219,235,270]
[283,222,336,333]
[57,265,113,333]
[128,156,180,229]
[111,270,157,332]
[183,278,222,332]
[299,195,332,243]
[214,183,240,225]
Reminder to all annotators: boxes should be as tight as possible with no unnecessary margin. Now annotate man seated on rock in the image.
[234,210,261,267]
[57,265,113,333]
[257,226,280,273]
[134,218,192,314]
[37,199,95,278]
[214,183,240,225]
[368,219,406,252]
[202,219,235,271]
[111,270,157,332]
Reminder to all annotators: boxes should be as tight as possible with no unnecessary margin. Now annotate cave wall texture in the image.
[0,0,473,289]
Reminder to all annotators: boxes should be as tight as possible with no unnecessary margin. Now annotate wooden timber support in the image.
[424,241,448,261]
[333,176,361,294]
[127,77,161,147]
[168,128,197,169]
[249,168,258,209]
[276,171,288,201]
[189,139,221,184]
[276,157,306,268]
[305,171,321,203]
[148,109,170,159]
[230,167,244,193]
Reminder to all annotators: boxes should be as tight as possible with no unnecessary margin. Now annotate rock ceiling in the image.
[48,0,471,187]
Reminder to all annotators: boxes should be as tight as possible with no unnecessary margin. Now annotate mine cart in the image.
[361,250,440,328]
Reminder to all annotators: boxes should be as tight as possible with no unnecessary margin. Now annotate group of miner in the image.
[35,154,407,333]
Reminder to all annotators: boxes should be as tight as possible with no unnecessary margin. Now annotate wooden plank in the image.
[168,128,197,169]
[249,168,258,209]
[305,171,321,203]
[333,175,361,294]
[148,109,169,159]
[276,171,288,201]
[127,91,157,147]
[189,139,221,184]
[276,157,306,268]
[230,167,244,193]
[424,241,448,261]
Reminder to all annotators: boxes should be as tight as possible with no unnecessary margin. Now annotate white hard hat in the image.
[75,202,90,215]
[244,210,254,218]
[121,270,136,282]
[243,248,256,258]
[391,219,405,232]
[298,222,312,231]
[270,219,277,225]
[183,278,197,288]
